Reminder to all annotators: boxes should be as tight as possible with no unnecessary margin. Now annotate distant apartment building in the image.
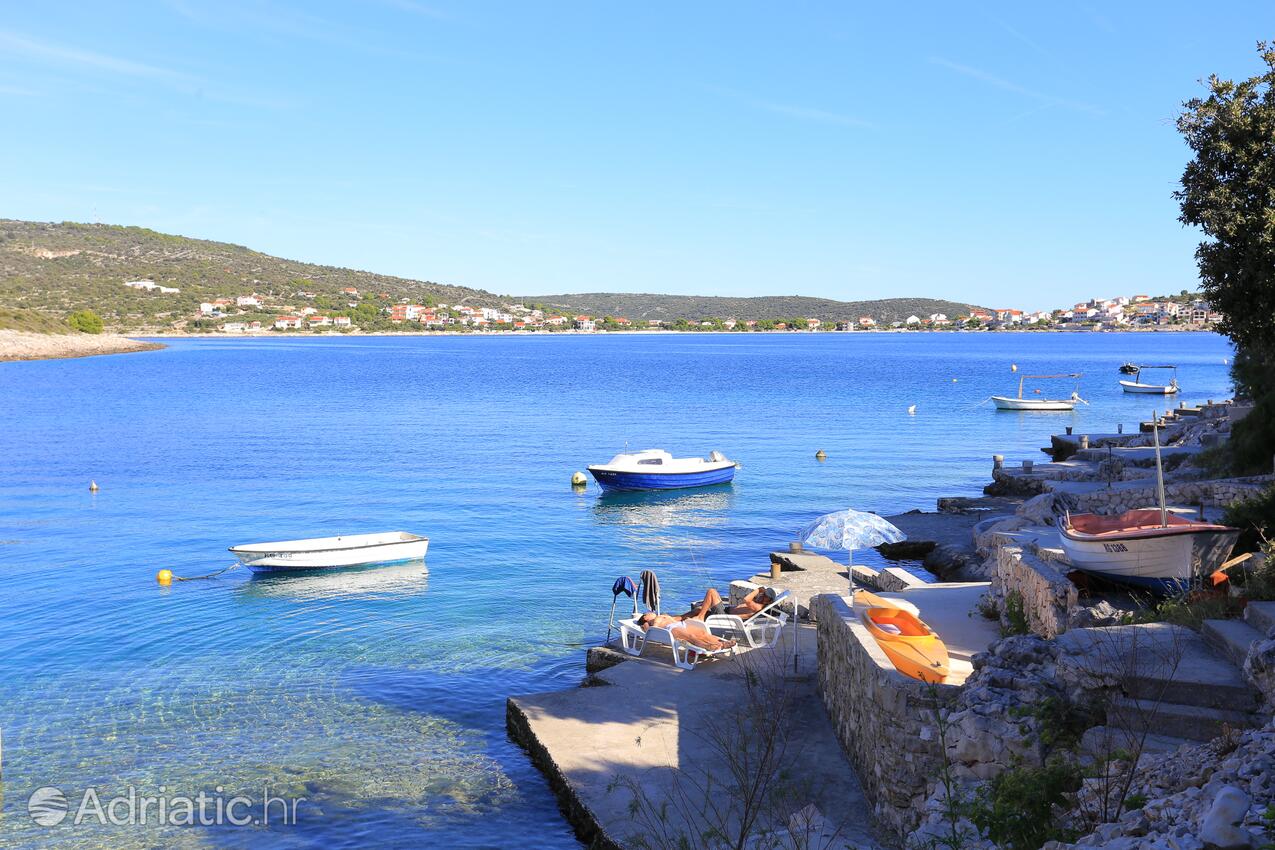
[905,315,921,325]
[333,316,352,328]
[199,302,216,316]
[574,315,595,331]
[237,295,262,308]
[858,316,876,328]
[274,315,303,330]
[222,322,246,333]
[309,315,332,327]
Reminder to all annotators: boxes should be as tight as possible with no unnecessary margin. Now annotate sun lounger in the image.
[703,590,791,648]
[617,617,736,670]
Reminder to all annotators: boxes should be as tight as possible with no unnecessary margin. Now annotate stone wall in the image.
[989,545,1077,639]
[812,593,960,837]
[1061,476,1272,515]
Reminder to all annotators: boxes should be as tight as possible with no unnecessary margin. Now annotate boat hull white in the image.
[1119,380,1179,394]
[991,396,1077,411]
[1060,526,1239,592]
[230,532,429,573]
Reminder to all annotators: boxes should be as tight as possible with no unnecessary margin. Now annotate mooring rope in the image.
[169,562,241,581]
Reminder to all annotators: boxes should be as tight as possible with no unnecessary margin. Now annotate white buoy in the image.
[907,405,916,415]
[89,480,99,492]
[1011,363,1018,372]
[571,471,587,487]
[951,378,958,383]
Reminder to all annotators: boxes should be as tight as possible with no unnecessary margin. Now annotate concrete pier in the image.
[508,630,884,850]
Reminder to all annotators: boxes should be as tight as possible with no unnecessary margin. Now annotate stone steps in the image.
[1106,696,1264,743]
[1246,601,1275,636]
[1203,618,1266,668]
[1121,669,1261,712]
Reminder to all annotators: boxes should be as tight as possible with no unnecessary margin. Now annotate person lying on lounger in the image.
[677,586,775,622]
[634,612,737,651]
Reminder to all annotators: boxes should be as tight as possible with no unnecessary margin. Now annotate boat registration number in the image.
[1102,543,1129,553]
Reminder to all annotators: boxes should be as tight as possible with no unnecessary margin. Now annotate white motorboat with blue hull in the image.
[588,449,736,492]
[229,531,429,573]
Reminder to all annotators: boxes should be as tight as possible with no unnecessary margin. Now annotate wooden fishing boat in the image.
[859,606,949,684]
[1060,511,1239,592]
[1058,410,1238,592]
[991,373,1086,411]
[229,531,429,573]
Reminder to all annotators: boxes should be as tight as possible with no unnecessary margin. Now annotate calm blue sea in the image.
[0,332,1233,849]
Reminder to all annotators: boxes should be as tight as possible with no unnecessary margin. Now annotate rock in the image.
[1242,635,1275,709]
[1069,600,1126,629]
[974,515,1030,553]
[924,543,978,580]
[1198,785,1255,849]
[1018,493,1060,526]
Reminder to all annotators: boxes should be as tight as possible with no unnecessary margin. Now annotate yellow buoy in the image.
[156,569,173,585]
[1011,363,1018,372]
[89,480,99,492]
[815,450,827,461]
[571,471,587,487]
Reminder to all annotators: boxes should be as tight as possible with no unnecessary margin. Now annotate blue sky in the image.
[1,2,1271,310]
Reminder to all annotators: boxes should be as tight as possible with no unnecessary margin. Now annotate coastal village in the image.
[509,401,1275,850]
[117,278,1225,334]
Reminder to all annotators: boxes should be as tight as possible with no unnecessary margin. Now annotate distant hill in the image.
[0,220,503,330]
[518,292,983,324]
[0,219,985,331]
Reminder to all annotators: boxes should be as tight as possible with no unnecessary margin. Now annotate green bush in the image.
[967,756,1083,849]
[1001,591,1030,637]
[1223,486,1275,553]
[67,309,103,334]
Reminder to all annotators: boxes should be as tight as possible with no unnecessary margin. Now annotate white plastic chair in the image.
[703,590,792,648]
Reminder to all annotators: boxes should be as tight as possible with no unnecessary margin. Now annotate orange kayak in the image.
[852,590,904,610]
[860,606,949,684]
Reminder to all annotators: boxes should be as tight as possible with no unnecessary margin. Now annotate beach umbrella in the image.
[607,576,637,644]
[792,509,907,668]
[639,569,661,614]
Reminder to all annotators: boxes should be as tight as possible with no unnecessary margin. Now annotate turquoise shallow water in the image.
[0,332,1232,848]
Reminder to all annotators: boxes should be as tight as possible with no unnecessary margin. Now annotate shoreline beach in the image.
[0,329,165,362]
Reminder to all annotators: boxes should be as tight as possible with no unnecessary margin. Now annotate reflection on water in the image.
[590,487,735,526]
[235,560,430,601]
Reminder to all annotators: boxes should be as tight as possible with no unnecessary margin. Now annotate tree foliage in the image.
[1176,42,1275,472]
[67,309,103,334]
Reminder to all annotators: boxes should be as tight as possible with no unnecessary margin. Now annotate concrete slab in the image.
[508,628,883,850]
[1057,624,1261,711]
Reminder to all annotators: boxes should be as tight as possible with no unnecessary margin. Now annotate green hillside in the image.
[0,219,987,331]
[518,292,983,324]
[0,220,502,330]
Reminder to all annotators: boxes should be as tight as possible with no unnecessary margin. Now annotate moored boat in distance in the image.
[230,531,429,573]
[1118,362,1139,374]
[587,449,736,492]
[991,373,1086,411]
[1059,510,1239,592]
[1119,364,1180,394]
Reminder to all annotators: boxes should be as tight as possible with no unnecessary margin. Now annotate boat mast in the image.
[1152,409,1168,527]
[1018,374,1025,399]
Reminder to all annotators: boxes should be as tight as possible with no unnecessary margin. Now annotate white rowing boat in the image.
[991,373,1086,411]
[1119,364,1179,395]
[229,531,429,573]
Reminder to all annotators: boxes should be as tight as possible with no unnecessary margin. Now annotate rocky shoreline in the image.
[0,330,164,362]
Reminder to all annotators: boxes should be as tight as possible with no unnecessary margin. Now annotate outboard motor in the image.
[708,450,726,463]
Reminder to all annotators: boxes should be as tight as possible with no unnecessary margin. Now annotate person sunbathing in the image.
[634,612,737,651]
[679,586,774,621]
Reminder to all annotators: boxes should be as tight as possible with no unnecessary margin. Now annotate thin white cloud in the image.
[930,57,1105,115]
[708,85,876,129]
[0,30,185,79]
